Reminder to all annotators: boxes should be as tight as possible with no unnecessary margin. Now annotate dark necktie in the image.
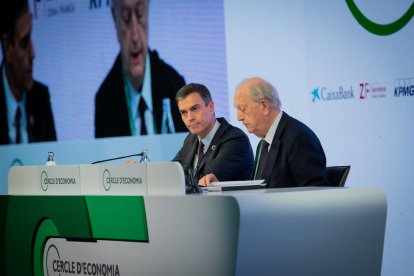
[256,140,269,180]
[138,95,147,135]
[197,140,204,167]
[15,106,22,144]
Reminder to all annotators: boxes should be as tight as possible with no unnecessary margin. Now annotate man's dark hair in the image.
[1,0,29,47]
[175,83,212,105]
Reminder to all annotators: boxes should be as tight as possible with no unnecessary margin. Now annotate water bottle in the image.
[140,149,151,163]
[45,151,57,166]
[161,98,176,134]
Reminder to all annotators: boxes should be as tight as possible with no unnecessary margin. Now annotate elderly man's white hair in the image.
[237,77,281,110]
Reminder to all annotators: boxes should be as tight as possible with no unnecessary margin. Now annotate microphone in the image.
[182,163,202,194]
[92,149,150,164]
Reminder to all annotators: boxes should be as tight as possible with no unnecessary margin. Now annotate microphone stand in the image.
[91,153,143,164]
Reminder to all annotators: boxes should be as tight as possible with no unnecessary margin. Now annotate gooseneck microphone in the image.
[182,163,202,194]
[92,149,151,164]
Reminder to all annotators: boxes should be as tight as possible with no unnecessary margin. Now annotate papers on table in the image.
[203,180,266,192]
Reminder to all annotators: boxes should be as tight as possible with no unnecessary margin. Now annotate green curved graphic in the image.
[33,219,60,276]
[41,171,49,191]
[346,0,414,35]
[45,244,60,276]
[10,158,24,166]
[103,169,111,191]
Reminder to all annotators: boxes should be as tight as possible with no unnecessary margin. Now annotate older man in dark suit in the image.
[95,0,186,138]
[234,77,330,188]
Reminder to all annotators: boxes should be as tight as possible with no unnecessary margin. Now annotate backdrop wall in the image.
[0,0,413,275]
[225,1,414,275]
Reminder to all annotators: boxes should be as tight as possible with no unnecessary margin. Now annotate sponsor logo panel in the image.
[394,77,414,97]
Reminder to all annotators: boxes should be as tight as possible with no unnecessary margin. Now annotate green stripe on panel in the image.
[84,196,149,241]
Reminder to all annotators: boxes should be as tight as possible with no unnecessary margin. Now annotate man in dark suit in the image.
[173,83,254,188]
[234,77,329,188]
[0,0,56,145]
[95,0,186,138]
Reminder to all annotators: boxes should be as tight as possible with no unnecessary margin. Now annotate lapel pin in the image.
[211,145,216,151]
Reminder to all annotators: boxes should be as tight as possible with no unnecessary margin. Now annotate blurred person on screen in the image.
[234,77,330,188]
[172,83,254,190]
[95,0,187,138]
[0,0,56,145]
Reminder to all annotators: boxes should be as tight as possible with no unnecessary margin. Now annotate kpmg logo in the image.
[394,77,414,97]
[311,86,355,102]
[359,82,387,100]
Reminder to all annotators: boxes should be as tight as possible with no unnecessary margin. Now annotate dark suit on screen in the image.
[173,117,254,183]
[257,112,329,188]
[95,50,187,138]
[0,63,56,144]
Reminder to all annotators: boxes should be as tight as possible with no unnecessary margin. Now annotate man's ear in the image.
[260,99,271,115]
[208,100,215,113]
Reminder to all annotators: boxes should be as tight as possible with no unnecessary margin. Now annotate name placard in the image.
[8,165,81,195]
[80,164,147,195]
[8,162,185,195]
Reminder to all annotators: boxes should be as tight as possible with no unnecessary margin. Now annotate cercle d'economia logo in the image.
[45,243,60,276]
[103,169,112,191]
[41,171,49,191]
[346,0,414,35]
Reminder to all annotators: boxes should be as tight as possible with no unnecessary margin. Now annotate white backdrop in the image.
[1,0,413,275]
[225,1,414,275]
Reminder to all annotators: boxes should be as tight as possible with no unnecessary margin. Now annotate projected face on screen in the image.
[4,10,35,94]
[11,0,228,141]
[111,0,148,91]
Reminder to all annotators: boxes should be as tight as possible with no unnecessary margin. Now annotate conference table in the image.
[0,163,387,276]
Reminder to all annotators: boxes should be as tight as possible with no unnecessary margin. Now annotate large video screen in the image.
[3,0,227,142]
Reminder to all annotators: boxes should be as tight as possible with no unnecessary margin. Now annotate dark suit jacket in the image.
[256,112,329,188]
[95,50,186,138]
[0,63,56,145]
[173,117,254,183]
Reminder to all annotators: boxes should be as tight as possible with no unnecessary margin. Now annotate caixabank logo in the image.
[311,86,355,102]
[394,77,414,97]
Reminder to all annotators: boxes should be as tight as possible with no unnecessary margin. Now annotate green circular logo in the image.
[346,0,414,35]
[41,171,49,191]
[103,169,111,191]
[10,158,24,166]
[45,244,60,276]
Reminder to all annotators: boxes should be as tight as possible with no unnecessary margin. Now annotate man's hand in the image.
[198,173,219,187]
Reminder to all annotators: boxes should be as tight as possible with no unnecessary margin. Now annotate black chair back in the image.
[327,166,351,187]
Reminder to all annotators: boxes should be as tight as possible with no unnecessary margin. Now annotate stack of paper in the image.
[204,180,266,192]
